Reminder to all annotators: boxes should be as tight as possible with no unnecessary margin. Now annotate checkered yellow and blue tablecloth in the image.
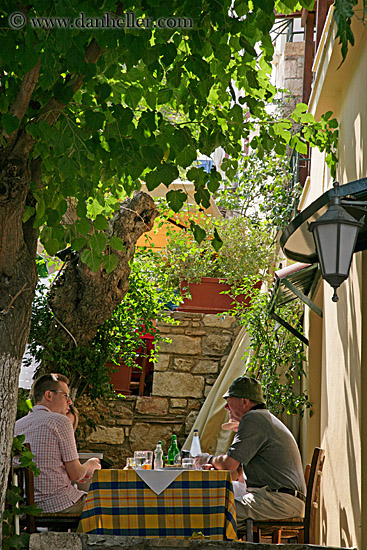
[78,469,237,540]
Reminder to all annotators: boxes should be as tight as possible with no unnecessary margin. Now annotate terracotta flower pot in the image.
[106,358,133,395]
[107,328,156,395]
[179,277,261,314]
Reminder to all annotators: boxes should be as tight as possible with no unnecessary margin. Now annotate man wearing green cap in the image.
[196,376,306,523]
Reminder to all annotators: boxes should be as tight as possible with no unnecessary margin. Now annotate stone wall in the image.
[283,41,304,103]
[76,312,240,468]
[30,532,341,550]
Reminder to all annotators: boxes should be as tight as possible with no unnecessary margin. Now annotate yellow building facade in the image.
[294,4,367,547]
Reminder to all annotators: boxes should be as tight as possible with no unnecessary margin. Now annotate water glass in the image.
[182,458,195,469]
[134,451,153,469]
[126,457,136,469]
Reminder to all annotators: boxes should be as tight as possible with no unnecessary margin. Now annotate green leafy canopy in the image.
[0,0,343,270]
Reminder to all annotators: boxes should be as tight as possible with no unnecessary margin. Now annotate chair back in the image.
[304,447,325,543]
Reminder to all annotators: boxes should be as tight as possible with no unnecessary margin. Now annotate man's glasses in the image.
[49,389,72,401]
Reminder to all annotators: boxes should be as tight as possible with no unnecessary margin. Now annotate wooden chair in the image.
[15,444,80,533]
[240,447,325,544]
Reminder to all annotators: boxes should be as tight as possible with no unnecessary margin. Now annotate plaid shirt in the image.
[15,405,84,513]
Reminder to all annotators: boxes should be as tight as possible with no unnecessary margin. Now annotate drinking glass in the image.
[182,458,195,469]
[126,457,136,469]
[134,451,153,469]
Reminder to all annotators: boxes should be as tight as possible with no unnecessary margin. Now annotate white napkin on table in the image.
[134,469,183,495]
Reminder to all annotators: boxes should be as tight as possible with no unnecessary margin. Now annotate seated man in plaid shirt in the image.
[15,373,101,515]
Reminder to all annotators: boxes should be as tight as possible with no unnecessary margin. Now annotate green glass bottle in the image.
[167,434,180,465]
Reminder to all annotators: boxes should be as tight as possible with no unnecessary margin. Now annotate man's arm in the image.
[64,457,101,482]
[195,453,240,479]
[209,454,240,478]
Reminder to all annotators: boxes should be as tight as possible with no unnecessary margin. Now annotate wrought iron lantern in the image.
[308,182,365,302]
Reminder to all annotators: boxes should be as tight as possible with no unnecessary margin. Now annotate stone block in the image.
[284,77,303,96]
[155,354,170,371]
[169,408,186,415]
[173,357,195,372]
[172,311,203,321]
[115,419,128,426]
[30,532,82,550]
[185,329,206,336]
[113,401,134,414]
[202,334,232,356]
[123,396,138,403]
[170,398,187,408]
[202,314,236,329]
[192,360,218,374]
[205,376,217,385]
[135,396,168,415]
[86,426,124,445]
[187,399,202,410]
[185,411,198,433]
[284,59,297,79]
[284,41,305,58]
[109,404,133,425]
[129,422,175,451]
[174,320,190,326]
[158,335,201,355]
[170,327,185,334]
[296,58,304,78]
[152,372,204,398]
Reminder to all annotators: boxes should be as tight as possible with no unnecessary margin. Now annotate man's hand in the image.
[221,421,239,432]
[201,463,215,470]
[194,453,210,470]
[65,456,101,482]
[84,457,101,478]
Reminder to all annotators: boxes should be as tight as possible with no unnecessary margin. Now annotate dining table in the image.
[78,468,237,540]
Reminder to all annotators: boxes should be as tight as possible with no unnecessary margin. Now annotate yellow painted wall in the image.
[300,5,367,547]
[136,182,222,250]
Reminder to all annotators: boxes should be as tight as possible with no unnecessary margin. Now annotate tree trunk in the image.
[0,150,38,539]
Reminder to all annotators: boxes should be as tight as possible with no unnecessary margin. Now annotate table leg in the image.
[246,518,254,542]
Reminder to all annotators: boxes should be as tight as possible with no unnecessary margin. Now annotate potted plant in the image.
[157,206,275,314]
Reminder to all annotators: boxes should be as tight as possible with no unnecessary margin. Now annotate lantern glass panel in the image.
[314,223,338,275]
[338,223,360,275]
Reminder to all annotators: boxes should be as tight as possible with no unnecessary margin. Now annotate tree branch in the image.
[9,58,41,129]
[0,283,29,317]
[5,58,41,151]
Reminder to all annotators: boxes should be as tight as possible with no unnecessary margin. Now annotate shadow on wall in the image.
[321,500,355,547]
[339,506,354,548]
